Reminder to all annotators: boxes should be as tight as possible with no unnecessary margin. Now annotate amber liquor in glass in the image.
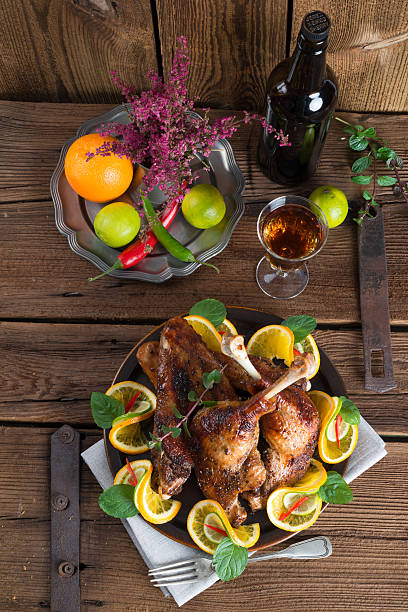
[256,196,328,299]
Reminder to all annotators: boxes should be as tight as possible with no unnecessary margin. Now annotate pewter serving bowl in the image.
[50,107,245,282]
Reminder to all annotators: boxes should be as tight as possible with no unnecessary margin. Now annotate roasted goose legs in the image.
[190,354,316,526]
[139,317,237,498]
[220,334,320,511]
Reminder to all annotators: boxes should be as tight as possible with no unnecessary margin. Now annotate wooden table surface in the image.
[1,101,407,611]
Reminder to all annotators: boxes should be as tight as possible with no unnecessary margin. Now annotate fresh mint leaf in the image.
[377,175,397,186]
[362,190,372,201]
[339,396,360,425]
[353,217,363,226]
[376,147,396,162]
[281,315,317,343]
[318,471,353,504]
[98,484,138,518]
[351,175,372,184]
[213,537,248,582]
[170,426,181,438]
[173,405,183,419]
[202,369,222,389]
[352,156,371,173]
[189,299,227,329]
[161,425,170,434]
[182,420,191,438]
[361,127,376,138]
[91,392,125,429]
[188,390,198,402]
[349,135,368,151]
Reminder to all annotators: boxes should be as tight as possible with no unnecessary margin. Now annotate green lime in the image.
[309,185,348,228]
[283,493,319,516]
[94,202,141,247]
[182,184,226,229]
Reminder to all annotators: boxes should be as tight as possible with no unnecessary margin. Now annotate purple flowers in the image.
[88,36,290,205]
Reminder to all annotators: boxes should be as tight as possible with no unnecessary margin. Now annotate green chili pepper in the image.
[141,194,219,273]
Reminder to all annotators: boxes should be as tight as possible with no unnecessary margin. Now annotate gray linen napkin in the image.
[82,416,386,607]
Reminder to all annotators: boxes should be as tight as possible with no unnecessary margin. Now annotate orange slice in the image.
[109,416,150,454]
[267,488,322,532]
[187,499,260,554]
[184,315,222,352]
[294,334,320,378]
[293,458,327,492]
[105,380,156,415]
[218,318,238,336]
[247,324,294,367]
[135,461,181,524]
[113,459,151,485]
[309,391,358,464]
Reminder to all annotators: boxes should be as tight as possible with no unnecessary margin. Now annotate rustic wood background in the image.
[0,0,407,112]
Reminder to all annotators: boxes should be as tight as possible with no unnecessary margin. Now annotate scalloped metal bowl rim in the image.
[50,107,245,282]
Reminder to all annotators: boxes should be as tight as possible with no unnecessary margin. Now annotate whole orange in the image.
[64,134,133,203]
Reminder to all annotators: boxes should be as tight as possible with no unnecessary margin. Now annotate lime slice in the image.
[131,469,147,502]
[203,512,227,544]
[283,493,319,516]
[326,417,350,442]
[324,396,342,436]
[112,403,152,425]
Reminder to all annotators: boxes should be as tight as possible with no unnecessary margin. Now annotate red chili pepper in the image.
[293,348,301,356]
[335,414,343,449]
[126,457,139,488]
[279,495,309,522]
[89,199,181,281]
[204,524,227,537]
[125,391,141,413]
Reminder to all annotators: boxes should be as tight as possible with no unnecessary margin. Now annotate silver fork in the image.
[149,535,332,587]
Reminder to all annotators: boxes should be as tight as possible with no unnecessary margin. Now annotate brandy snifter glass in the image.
[256,195,329,299]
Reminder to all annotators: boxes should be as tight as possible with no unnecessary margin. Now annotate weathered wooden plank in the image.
[0,429,407,610]
[0,324,407,435]
[156,0,287,111]
[0,0,158,104]
[292,1,408,112]
[1,103,407,204]
[1,198,408,324]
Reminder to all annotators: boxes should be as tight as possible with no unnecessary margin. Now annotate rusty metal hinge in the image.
[51,425,80,612]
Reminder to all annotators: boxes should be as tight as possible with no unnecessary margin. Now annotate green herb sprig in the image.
[148,366,225,453]
[213,537,248,581]
[338,396,360,425]
[336,117,407,225]
[318,471,353,504]
[189,298,227,329]
[281,315,317,343]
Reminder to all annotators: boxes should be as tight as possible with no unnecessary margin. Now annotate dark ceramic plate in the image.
[104,307,348,551]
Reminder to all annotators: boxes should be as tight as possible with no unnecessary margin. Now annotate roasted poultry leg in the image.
[139,317,237,498]
[190,354,315,526]
[220,335,320,511]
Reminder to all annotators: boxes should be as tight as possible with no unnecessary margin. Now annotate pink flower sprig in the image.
[87,36,290,204]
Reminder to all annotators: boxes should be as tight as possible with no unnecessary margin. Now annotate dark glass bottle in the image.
[258,11,338,185]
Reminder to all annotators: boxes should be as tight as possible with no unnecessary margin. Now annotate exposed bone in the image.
[243,353,315,415]
[221,334,261,381]
[263,354,315,401]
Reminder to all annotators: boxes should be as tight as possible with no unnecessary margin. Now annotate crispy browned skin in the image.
[136,341,159,387]
[137,335,318,513]
[216,352,319,510]
[153,317,237,498]
[190,390,275,527]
